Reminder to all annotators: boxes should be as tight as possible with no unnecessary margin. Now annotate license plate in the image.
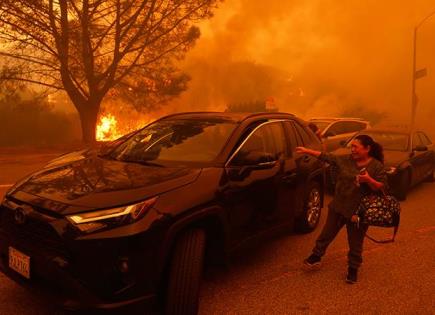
[8,247,30,279]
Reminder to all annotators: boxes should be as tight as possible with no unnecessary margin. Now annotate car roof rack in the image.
[158,111,295,123]
[309,117,368,121]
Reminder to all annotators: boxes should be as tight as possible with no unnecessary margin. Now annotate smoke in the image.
[172,0,435,134]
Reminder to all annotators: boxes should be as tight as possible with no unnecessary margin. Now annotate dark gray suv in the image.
[0,112,325,314]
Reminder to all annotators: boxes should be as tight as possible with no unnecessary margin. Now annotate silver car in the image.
[309,117,370,151]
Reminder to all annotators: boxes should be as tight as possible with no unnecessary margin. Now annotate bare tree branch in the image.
[0,0,220,143]
[0,76,63,90]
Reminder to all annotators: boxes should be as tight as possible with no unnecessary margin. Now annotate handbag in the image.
[357,192,401,243]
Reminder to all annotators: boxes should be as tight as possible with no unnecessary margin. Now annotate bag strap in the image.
[365,225,399,244]
[379,185,387,197]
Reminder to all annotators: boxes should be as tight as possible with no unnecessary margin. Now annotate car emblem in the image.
[14,208,27,225]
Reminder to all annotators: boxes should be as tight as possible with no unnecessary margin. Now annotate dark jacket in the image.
[319,153,388,218]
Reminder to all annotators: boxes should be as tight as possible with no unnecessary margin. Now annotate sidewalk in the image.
[0,145,84,185]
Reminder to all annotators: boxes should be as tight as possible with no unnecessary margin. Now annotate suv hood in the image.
[8,150,201,214]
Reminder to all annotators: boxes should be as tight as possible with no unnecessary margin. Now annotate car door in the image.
[410,132,426,184]
[221,121,287,244]
[281,121,306,224]
[417,132,435,179]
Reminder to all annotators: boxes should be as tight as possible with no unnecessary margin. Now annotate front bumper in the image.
[0,203,162,311]
[0,240,155,311]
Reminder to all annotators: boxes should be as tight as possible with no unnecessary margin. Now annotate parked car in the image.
[0,112,324,314]
[309,117,370,151]
[332,128,435,200]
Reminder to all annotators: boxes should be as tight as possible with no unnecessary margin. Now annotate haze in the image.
[175,0,435,132]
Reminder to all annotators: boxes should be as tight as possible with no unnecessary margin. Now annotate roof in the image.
[309,117,368,122]
[357,128,411,135]
[158,111,295,123]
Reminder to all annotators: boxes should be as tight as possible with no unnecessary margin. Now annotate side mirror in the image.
[413,145,428,152]
[229,151,277,168]
[243,151,276,166]
[227,151,277,180]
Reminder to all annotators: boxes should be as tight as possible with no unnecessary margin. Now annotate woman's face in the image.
[350,139,370,160]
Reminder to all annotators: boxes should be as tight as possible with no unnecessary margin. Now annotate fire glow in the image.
[96,114,151,142]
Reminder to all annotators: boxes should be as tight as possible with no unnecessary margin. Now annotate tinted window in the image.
[310,121,331,132]
[108,118,237,163]
[284,121,299,154]
[293,122,314,145]
[231,123,284,165]
[330,121,367,135]
[291,123,304,146]
[268,123,287,159]
[412,133,423,148]
[327,122,349,136]
[418,132,432,146]
[346,121,367,133]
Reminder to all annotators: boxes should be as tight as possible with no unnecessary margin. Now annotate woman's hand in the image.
[295,146,309,154]
[295,147,322,158]
[356,171,372,184]
[356,170,384,191]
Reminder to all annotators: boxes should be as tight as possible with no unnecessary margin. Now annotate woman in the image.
[296,134,387,284]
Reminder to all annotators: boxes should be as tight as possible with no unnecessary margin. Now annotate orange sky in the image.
[172,0,435,131]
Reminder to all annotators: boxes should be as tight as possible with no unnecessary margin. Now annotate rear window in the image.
[310,121,331,132]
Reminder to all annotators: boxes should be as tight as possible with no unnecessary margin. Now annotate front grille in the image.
[0,205,69,258]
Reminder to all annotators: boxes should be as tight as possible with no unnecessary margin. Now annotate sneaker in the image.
[346,267,358,284]
[303,254,321,268]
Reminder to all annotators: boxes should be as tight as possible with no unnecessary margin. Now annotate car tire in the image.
[166,228,206,315]
[296,181,322,233]
[396,169,410,201]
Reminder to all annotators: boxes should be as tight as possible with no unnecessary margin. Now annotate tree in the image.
[0,76,79,146]
[0,0,219,144]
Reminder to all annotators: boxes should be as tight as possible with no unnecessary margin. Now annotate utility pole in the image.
[411,10,435,129]
[411,27,417,129]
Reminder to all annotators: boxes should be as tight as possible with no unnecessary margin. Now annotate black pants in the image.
[312,208,368,269]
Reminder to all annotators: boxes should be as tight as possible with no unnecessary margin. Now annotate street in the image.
[0,151,434,315]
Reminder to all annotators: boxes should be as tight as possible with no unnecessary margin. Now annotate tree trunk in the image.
[77,104,100,145]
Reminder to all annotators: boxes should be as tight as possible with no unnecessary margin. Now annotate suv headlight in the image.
[67,197,158,233]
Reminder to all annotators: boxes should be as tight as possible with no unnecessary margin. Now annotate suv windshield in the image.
[107,118,237,164]
[347,132,409,151]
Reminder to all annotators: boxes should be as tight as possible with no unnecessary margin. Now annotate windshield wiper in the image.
[97,152,118,160]
[122,159,164,167]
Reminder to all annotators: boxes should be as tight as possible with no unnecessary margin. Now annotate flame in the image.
[96,113,152,141]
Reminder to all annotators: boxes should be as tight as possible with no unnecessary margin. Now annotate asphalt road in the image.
[0,151,434,315]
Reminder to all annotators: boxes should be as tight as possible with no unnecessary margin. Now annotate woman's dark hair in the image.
[354,134,384,163]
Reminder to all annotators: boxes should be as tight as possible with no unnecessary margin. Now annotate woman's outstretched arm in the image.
[295,147,322,157]
[295,147,338,165]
